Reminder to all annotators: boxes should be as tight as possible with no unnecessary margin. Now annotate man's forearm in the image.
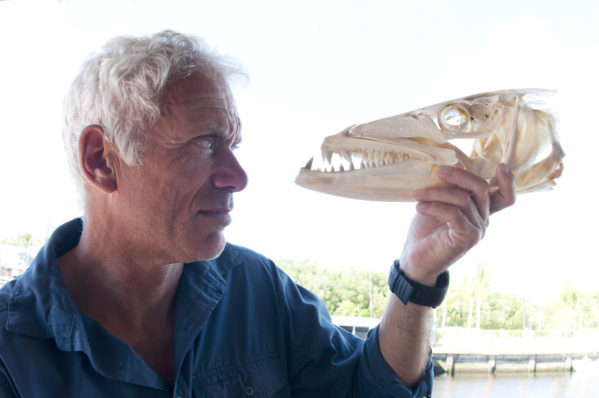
[377,294,432,388]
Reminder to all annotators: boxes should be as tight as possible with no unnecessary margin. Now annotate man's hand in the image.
[399,163,516,285]
[378,163,515,389]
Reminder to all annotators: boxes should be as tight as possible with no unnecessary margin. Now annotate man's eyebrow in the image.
[232,134,242,147]
[200,124,241,146]
[231,115,242,146]
[178,95,230,108]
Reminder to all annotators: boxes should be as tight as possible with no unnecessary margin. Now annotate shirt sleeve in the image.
[0,359,18,398]
[274,265,434,397]
[357,325,433,397]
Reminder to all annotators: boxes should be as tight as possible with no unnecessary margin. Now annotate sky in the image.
[0,0,598,303]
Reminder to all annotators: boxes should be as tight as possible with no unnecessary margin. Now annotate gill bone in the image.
[295,89,564,201]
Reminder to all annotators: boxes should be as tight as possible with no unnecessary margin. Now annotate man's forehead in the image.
[156,70,241,139]
[176,94,236,110]
[165,69,234,105]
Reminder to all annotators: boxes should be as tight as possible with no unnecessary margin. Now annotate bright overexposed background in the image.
[0,0,597,303]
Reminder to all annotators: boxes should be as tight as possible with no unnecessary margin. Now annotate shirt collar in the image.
[173,244,241,368]
[6,218,83,346]
[4,218,170,389]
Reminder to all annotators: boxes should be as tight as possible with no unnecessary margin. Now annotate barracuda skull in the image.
[296,89,564,201]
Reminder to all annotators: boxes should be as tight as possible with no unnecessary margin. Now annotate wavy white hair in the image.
[63,30,245,192]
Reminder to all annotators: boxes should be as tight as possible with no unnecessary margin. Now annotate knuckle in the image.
[452,206,465,219]
[480,223,487,239]
[473,179,490,198]
[466,234,478,249]
[471,227,484,247]
[480,183,490,198]
[458,190,472,206]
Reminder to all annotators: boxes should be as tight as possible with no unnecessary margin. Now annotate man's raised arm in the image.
[378,163,516,387]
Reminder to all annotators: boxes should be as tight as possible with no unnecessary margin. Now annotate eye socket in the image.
[439,103,470,133]
[443,108,467,126]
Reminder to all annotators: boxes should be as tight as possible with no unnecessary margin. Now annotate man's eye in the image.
[194,138,214,151]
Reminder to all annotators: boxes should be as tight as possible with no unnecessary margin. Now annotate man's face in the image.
[113,69,248,264]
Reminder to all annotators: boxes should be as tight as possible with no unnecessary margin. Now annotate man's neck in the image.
[58,222,183,326]
[57,218,183,386]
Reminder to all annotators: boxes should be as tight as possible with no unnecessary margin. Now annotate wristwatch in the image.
[388,260,450,308]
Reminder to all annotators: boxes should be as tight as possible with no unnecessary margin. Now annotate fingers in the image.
[412,164,515,241]
[435,165,491,222]
[414,185,484,232]
[413,165,492,243]
[415,201,483,248]
[490,163,516,214]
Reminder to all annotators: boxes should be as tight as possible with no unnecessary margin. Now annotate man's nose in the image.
[212,150,248,192]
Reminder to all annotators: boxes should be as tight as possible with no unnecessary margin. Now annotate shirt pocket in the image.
[192,353,289,398]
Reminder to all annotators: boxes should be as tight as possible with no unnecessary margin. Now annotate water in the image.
[433,372,599,398]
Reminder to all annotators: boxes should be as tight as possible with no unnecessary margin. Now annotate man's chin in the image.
[187,233,227,262]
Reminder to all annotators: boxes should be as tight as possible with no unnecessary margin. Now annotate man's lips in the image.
[196,208,233,225]
[193,193,234,223]
[197,207,232,215]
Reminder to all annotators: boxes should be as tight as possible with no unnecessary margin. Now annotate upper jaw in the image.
[315,130,459,169]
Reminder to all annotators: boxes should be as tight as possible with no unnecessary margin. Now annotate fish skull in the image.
[296,89,564,201]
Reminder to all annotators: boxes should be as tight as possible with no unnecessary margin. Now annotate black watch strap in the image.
[388,260,449,308]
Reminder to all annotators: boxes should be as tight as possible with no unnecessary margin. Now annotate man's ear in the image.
[78,125,118,193]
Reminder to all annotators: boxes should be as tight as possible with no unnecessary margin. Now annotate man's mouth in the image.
[197,208,233,226]
[198,208,232,218]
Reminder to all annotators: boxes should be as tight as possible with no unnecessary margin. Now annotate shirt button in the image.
[244,385,255,396]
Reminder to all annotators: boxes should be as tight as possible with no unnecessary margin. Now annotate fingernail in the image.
[438,166,450,176]
[501,163,510,175]
[414,189,426,199]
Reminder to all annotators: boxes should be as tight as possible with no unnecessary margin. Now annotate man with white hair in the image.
[0,31,515,397]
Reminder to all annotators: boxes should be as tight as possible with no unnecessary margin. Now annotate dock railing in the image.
[433,327,599,375]
[331,318,599,375]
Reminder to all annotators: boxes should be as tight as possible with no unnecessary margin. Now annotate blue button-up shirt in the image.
[0,219,433,397]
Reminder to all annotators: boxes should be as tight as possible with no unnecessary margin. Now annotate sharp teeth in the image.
[326,151,333,164]
[305,157,313,169]
[360,161,366,169]
[339,165,344,172]
[349,162,355,171]
[341,151,352,163]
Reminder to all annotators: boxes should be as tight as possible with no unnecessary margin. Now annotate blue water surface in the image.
[433,372,599,398]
